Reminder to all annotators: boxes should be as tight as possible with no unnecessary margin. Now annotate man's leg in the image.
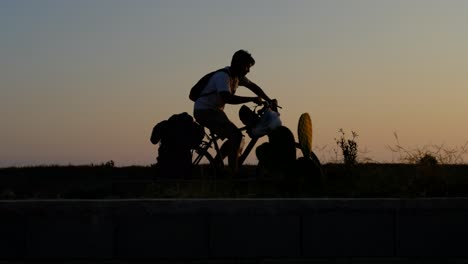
[220,134,245,161]
[225,129,243,173]
[213,120,242,172]
[194,109,242,173]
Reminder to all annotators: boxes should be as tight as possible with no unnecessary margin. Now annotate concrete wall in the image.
[1,198,468,260]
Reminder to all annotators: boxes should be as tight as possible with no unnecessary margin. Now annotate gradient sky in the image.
[2,0,468,167]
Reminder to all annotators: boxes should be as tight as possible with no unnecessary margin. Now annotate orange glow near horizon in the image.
[1,1,468,166]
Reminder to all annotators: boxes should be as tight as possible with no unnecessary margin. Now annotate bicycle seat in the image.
[195,125,217,140]
[205,127,222,141]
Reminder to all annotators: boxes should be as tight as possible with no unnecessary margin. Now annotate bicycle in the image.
[191,101,281,178]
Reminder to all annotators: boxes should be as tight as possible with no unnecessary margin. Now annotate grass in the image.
[387,132,468,164]
[2,163,468,199]
[2,130,468,199]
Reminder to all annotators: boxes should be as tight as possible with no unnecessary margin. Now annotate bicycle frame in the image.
[193,127,259,168]
[237,128,259,166]
[192,130,222,166]
[192,101,279,169]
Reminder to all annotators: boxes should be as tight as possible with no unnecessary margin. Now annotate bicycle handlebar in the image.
[256,99,282,111]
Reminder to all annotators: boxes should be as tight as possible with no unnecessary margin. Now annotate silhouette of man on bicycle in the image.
[193,50,276,174]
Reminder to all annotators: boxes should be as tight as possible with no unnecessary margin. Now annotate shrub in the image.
[335,129,358,166]
[388,132,468,164]
[418,154,438,166]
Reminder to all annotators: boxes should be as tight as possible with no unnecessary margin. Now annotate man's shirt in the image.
[194,66,251,111]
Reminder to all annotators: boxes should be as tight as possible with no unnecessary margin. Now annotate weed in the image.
[418,154,438,166]
[103,160,115,168]
[335,129,359,166]
[388,132,468,164]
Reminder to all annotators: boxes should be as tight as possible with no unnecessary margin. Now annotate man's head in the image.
[231,50,255,77]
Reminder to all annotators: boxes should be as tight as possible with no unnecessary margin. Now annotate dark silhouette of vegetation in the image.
[335,129,359,165]
[418,154,438,166]
[388,132,468,164]
[2,163,468,199]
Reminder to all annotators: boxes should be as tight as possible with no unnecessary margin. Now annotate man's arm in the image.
[220,91,261,105]
[243,81,271,102]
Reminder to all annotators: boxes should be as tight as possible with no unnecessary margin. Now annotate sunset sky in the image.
[2,0,467,167]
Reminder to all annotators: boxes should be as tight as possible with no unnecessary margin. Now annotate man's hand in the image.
[269,99,278,108]
[269,98,280,112]
[252,96,263,105]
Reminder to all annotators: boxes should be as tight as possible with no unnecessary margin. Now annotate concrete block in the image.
[116,215,208,259]
[210,215,301,258]
[397,212,468,257]
[26,214,113,259]
[0,214,26,259]
[303,212,395,257]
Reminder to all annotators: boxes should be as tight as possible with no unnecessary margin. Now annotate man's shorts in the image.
[194,109,238,140]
